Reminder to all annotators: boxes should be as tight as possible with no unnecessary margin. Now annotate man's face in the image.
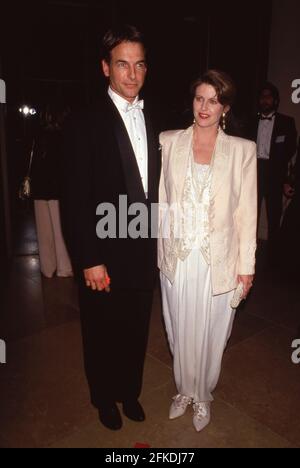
[259,89,277,115]
[102,41,147,103]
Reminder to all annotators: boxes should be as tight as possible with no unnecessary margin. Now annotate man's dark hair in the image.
[101,24,145,63]
[259,82,280,107]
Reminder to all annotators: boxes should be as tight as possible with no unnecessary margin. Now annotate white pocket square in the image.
[276,135,286,143]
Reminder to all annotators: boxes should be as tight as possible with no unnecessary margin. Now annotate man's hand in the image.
[84,265,111,292]
[237,275,254,299]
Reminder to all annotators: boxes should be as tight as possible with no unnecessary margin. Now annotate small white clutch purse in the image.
[230,283,244,309]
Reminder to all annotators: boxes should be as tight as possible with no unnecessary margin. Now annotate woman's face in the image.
[193,83,229,129]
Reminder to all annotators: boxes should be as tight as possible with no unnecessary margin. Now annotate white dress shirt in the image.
[108,87,148,197]
[257,113,275,160]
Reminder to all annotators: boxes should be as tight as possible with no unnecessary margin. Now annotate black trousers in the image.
[258,160,283,254]
[78,281,153,408]
[279,196,300,274]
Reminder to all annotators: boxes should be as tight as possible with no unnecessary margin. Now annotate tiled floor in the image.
[0,213,299,448]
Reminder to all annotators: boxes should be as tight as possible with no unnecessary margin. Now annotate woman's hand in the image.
[237,275,254,299]
[84,265,111,292]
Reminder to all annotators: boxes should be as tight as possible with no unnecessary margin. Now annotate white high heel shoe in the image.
[192,402,211,432]
[169,394,192,420]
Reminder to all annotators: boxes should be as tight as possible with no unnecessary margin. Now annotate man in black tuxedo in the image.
[61,25,161,431]
[280,138,300,274]
[249,82,297,262]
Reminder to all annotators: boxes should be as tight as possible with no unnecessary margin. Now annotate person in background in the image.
[248,83,297,264]
[31,104,73,278]
[280,138,300,276]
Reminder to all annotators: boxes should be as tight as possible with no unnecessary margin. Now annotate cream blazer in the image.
[158,126,258,296]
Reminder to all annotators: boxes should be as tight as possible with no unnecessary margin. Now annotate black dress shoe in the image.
[98,403,122,431]
[122,400,145,422]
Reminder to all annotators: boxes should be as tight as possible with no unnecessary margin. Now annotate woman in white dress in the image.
[158,70,257,432]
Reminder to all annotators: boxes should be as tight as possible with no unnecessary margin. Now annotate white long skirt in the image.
[34,200,73,278]
[160,249,236,403]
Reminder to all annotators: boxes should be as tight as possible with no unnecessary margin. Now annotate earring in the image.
[222,112,226,131]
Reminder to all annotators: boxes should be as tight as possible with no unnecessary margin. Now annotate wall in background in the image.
[268,0,300,134]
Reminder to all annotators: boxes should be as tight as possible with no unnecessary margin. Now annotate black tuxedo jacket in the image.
[60,95,161,290]
[249,113,297,188]
[291,138,300,202]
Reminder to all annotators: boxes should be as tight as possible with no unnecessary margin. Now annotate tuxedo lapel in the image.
[144,108,159,204]
[107,97,147,205]
[270,114,280,159]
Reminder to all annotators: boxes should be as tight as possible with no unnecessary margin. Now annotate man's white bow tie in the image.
[126,100,144,112]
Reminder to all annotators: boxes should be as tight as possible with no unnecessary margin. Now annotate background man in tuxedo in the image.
[280,138,300,275]
[249,82,297,264]
[61,25,160,431]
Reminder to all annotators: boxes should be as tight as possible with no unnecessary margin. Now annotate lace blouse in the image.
[173,152,212,265]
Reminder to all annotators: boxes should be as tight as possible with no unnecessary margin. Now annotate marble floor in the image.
[0,212,299,448]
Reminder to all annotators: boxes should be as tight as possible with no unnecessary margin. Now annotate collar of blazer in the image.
[173,125,231,201]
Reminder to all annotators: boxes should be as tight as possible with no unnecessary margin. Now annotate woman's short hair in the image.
[101,24,145,63]
[191,70,236,107]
